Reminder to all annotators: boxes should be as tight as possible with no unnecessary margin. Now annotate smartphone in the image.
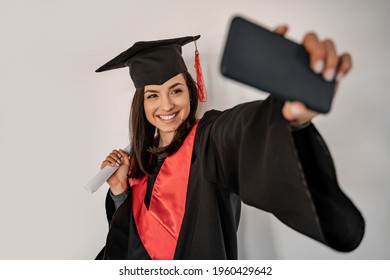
[220,16,335,113]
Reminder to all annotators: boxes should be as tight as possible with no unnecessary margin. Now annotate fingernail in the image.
[290,104,302,116]
[313,60,324,74]
[116,159,121,164]
[324,68,335,82]
[115,162,120,167]
[111,163,115,167]
[336,72,344,82]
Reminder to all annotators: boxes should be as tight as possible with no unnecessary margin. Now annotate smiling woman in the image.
[143,74,192,147]
[93,34,364,260]
[129,71,199,180]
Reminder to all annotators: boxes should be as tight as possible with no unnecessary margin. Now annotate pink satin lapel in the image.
[129,123,198,260]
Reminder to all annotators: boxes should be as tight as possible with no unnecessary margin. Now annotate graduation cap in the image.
[96,35,207,102]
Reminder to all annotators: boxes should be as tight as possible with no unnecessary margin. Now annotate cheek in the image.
[144,103,156,124]
[179,94,191,118]
[184,101,191,118]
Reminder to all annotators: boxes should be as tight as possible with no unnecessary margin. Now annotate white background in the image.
[0,0,388,259]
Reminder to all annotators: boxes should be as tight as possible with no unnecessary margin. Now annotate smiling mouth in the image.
[158,113,178,121]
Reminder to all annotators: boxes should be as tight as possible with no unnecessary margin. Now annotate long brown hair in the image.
[128,72,199,178]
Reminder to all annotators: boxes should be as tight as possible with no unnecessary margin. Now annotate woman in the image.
[94,31,364,259]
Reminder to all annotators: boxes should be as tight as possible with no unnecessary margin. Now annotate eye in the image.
[146,93,158,99]
[171,88,183,95]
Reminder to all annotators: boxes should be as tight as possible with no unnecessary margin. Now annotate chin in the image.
[159,127,177,134]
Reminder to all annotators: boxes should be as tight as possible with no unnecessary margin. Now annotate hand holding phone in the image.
[221,16,336,113]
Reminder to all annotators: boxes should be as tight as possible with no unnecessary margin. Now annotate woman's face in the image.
[144,73,191,146]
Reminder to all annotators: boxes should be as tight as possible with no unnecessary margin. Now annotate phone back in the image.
[220,16,335,113]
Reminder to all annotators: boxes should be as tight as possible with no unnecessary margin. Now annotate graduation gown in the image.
[96,97,365,259]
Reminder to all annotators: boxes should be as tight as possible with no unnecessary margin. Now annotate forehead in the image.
[144,73,186,90]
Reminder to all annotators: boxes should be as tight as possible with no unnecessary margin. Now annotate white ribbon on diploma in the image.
[84,144,131,194]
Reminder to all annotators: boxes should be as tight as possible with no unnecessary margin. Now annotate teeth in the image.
[159,114,176,120]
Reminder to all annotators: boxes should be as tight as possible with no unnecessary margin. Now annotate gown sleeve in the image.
[197,96,365,252]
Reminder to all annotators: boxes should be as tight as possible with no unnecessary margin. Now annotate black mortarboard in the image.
[96,35,201,88]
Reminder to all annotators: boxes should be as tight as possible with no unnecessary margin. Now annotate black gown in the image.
[96,97,365,259]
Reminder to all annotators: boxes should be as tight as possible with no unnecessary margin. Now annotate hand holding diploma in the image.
[84,145,130,194]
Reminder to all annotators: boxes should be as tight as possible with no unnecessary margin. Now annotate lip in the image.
[157,112,178,123]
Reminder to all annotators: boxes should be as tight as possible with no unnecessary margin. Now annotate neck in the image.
[158,131,174,148]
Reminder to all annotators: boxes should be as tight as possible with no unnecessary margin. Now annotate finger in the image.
[104,150,122,167]
[118,149,130,166]
[100,160,115,170]
[274,25,288,36]
[302,32,325,73]
[282,101,318,125]
[110,150,123,164]
[105,156,119,167]
[322,39,338,81]
[335,52,353,82]
[282,101,306,121]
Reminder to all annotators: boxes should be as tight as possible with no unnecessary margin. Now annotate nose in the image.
[160,94,174,111]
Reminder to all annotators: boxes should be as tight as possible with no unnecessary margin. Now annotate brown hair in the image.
[128,72,199,178]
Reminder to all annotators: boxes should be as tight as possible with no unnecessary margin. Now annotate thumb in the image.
[282,101,306,122]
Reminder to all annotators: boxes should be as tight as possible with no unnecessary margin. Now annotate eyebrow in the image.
[144,82,184,94]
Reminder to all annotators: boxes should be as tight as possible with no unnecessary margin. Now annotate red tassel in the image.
[194,39,207,102]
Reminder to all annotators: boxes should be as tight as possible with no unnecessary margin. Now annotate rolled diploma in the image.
[84,144,131,194]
